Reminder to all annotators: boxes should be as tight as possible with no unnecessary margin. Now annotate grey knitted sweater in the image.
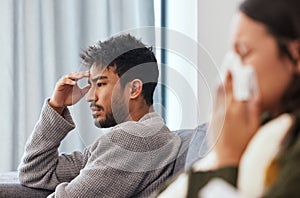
[18,100,181,197]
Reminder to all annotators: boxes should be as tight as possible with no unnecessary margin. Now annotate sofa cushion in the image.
[0,172,53,198]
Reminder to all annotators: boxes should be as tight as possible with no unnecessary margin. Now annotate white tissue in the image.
[221,51,259,101]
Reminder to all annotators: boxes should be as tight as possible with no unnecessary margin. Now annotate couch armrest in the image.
[0,172,53,198]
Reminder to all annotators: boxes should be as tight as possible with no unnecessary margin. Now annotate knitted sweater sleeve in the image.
[18,100,90,190]
[19,105,180,197]
[46,125,180,197]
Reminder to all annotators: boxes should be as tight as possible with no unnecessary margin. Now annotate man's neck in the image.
[129,105,153,122]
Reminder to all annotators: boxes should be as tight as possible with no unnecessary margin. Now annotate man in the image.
[18,34,181,197]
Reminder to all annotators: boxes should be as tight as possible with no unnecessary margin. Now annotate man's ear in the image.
[289,39,300,72]
[130,79,143,99]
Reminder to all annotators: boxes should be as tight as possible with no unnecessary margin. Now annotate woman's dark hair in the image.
[240,0,300,63]
[240,0,300,154]
[80,34,158,106]
[240,0,300,113]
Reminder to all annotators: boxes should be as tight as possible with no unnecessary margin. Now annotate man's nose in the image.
[86,87,97,102]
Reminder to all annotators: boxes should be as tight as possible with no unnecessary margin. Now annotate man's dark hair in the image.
[80,34,159,106]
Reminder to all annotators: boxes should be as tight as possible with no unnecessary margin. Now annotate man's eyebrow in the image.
[88,76,108,84]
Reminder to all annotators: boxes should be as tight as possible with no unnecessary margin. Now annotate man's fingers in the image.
[59,77,76,86]
[66,71,90,81]
[58,71,90,86]
[81,84,91,96]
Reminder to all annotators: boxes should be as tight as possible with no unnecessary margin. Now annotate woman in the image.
[153,0,300,197]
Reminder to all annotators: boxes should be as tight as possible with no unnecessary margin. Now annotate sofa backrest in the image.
[172,123,208,175]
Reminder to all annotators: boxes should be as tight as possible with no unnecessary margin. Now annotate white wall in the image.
[164,0,198,130]
[197,0,240,124]
[163,0,241,129]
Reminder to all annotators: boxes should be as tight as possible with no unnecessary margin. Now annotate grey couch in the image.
[0,124,207,198]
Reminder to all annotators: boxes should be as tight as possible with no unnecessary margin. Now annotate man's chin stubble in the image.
[94,115,117,128]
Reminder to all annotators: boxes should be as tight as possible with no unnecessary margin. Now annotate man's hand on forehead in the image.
[49,70,91,114]
[65,71,90,82]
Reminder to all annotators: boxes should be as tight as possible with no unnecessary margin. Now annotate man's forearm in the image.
[18,99,77,190]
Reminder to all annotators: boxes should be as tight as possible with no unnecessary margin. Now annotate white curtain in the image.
[0,0,155,172]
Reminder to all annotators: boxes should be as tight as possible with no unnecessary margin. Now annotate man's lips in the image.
[90,105,103,118]
[90,106,101,111]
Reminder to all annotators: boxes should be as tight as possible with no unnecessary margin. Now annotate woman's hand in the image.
[49,71,91,114]
[210,72,261,167]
